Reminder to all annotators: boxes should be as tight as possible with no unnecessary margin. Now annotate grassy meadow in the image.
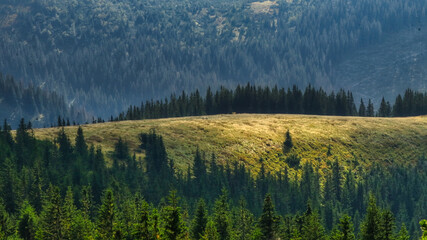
[31,114,427,174]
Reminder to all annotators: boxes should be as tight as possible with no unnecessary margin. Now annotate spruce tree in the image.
[133,198,151,240]
[36,185,63,240]
[202,220,220,240]
[396,224,409,240]
[379,209,395,240]
[337,215,355,240]
[75,126,88,157]
[361,195,380,240]
[17,201,38,240]
[259,194,278,240]
[359,99,366,116]
[213,189,231,240]
[367,99,375,117]
[191,199,208,240]
[161,190,187,240]
[97,189,116,240]
[283,130,293,153]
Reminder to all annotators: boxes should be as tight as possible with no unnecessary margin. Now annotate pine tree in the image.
[361,195,380,240]
[36,185,63,240]
[17,201,38,240]
[75,126,88,157]
[97,189,116,240]
[283,130,293,153]
[193,148,207,196]
[259,194,278,240]
[191,199,208,240]
[0,202,10,239]
[213,190,231,240]
[359,99,366,117]
[379,209,395,240]
[232,198,254,240]
[133,198,151,240]
[202,220,220,240]
[301,211,326,240]
[395,224,409,240]
[332,158,342,202]
[367,99,375,117]
[332,215,355,240]
[420,220,427,240]
[161,190,187,240]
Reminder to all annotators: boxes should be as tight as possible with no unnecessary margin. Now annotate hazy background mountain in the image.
[0,0,426,119]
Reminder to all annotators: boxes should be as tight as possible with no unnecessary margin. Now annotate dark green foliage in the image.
[0,120,425,239]
[0,74,85,128]
[133,197,152,240]
[161,191,187,240]
[97,189,116,240]
[283,130,293,153]
[361,195,381,240]
[420,220,427,239]
[119,84,378,121]
[259,194,278,240]
[330,215,355,240]
[36,185,64,240]
[17,201,38,240]
[191,199,207,240]
[285,154,301,169]
[75,126,88,157]
[396,224,410,240]
[213,190,231,240]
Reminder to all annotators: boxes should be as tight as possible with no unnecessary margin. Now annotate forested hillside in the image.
[1,119,426,239]
[0,0,426,116]
[0,73,88,128]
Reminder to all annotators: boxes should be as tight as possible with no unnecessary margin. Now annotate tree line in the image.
[0,73,88,128]
[0,119,426,238]
[115,84,427,121]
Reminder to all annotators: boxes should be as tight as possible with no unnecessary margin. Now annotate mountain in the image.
[0,73,88,128]
[0,0,426,117]
[31,114,427,172]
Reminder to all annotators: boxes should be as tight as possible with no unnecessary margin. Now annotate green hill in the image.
[31,114,427,174]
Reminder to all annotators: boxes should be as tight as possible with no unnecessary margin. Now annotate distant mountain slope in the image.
[32,114,427,173]
[0,73,88,128]
[0,0,426,117]
[333,27,427,102]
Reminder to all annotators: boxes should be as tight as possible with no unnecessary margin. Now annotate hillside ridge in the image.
[31,114,427,173]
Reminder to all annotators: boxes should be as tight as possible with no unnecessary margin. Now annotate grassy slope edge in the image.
[32,114,427,174]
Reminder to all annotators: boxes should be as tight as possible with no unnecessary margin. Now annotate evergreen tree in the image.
[283,130,293,153]
[161,190,187,240]
[378,209,395,240]
[367,99,375,117]
[193,148,207,196]
[191,199,208,240]
[74,126,88,157]
[330,215,355,240]
[420,220,427,240]
[359,99,366,117]
[301,211,326,240]
[97,189,116,240]
[202,220,220,240]
[0,202,10,239]
[133,198,151,240]
[395,224,409,240]
[213,190,231,240]
[17,201,38,240]
[259,194,278,240]
[36,185,63,240]
[361,195,381,240]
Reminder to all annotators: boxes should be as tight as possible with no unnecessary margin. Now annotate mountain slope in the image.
[32,114,427,173]
[1,0,426,117]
